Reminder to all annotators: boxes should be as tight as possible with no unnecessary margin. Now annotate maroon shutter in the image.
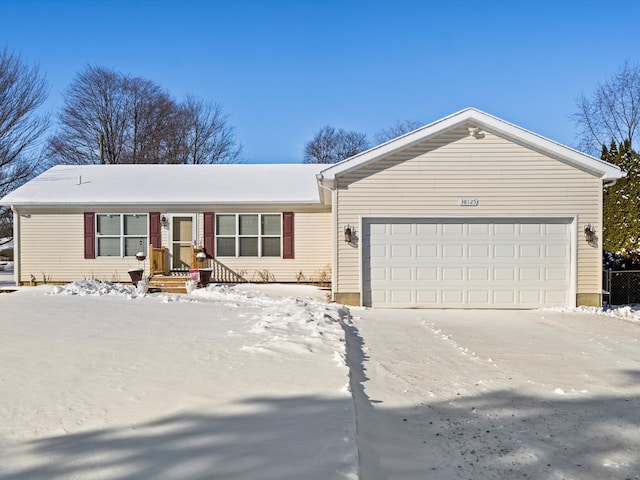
[283,212,294,259]
[84,212,95,259]
[204,212,215,258]
[149,212,161,248]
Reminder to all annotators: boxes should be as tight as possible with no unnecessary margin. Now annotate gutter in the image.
[11,205,19,286]
[316,175,337,301]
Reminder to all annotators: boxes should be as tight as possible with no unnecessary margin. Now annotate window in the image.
[96,214,148,257]
[216,213,281,257]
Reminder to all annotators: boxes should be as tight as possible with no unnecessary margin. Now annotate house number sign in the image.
[458,198,479,206]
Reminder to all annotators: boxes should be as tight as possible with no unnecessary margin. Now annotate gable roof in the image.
[318,107,625,183]
[1,164,326,207]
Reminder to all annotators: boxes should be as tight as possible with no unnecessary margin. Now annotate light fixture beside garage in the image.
[584,224,596,243]
[344,225,354,244]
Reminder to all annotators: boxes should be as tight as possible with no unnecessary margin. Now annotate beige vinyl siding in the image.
[18,213,146,284]
[201,211,332,283]
[335,125,602,300]
[16,209,332,285]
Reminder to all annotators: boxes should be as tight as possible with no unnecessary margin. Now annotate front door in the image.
[171,215,196,270]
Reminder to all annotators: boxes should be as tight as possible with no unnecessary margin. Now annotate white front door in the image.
[171,214,196,270]
[363,218,572,308]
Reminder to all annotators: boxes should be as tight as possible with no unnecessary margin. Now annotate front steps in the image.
[148,275,191,294]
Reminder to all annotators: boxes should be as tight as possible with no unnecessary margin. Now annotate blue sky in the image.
[2,0,640,163]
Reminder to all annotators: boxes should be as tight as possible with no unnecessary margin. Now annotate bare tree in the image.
[49,66,128,164]
[181,95,243,164]
[125,75,177,164]
[573,62,640,154]
[0,47,49,244]
[303,126,369,164]
[48,66,242,165]
[374,119,422,144]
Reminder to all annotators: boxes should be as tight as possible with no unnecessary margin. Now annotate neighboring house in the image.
[0,108,625,308]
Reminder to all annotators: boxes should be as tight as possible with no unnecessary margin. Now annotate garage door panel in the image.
[417,267,437,280]
[520,245,541,258]
[391,244,412,257]
[363,218,571,308]
[443,245,464,258]
[391,267,412,281]
[494,290,516,304]
[546,223,569,235]
[442,268,464,280]
[417,244,438,258]
[442,290,464,303]
[441,223,462,235]
[546,268,567,281]
[520,268,541,281]
[389,290,412,303]
[519,290,542,304]
[369,223,387,235]
[494,268,516,281]
[546,245,569,257]
[546,290,568,304]
[391,223,412,235]
[495,223,516,235]
[369,267,387,281]
[417,290,438,303]
[370,244,387,258]
[468,245,490,258]
[416,223,438,235]
[469,223,490,235]
[468,290,490,302]
[494,245,516,258]
[468,268,490,281]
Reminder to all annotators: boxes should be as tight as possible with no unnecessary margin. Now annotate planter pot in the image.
[198,269,213,287]
[128,269,144,286]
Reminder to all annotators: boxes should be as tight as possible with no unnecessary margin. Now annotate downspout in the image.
[11,205,20,286]
[317,175,337,301]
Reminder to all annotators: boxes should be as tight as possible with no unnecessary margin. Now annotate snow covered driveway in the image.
[350,308,640,480]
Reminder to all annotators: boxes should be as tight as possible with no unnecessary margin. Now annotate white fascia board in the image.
[2,201,329,213]
[319,108,625,182]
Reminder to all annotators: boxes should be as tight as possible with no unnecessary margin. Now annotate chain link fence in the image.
[603,269,640,306]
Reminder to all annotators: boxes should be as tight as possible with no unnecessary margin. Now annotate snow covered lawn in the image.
[0,282,356,479]
[1,278,640,479]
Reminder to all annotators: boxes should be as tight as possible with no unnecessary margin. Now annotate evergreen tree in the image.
[602,139,640,252]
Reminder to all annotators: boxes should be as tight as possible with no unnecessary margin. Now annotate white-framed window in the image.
[216,213,281,257]
[96,214,148,257]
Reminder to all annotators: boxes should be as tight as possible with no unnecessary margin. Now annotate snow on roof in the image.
[0,164,327,207]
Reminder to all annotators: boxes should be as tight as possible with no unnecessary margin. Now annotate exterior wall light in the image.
[344,225,354,244]
[468,126,483,138]
[584,224,596,243]
[160,215,168,228]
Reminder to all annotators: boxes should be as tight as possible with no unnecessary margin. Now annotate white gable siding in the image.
[334,125,603,305]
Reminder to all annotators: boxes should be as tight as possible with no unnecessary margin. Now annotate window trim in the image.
[216,213,282,258]
[95,213,149,258]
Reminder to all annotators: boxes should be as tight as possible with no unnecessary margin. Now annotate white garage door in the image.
[363,218,572,308]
